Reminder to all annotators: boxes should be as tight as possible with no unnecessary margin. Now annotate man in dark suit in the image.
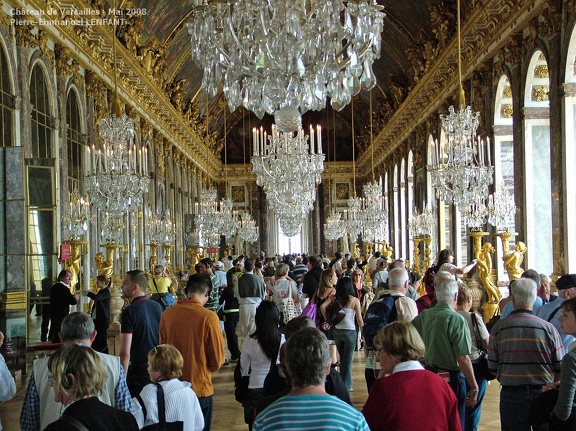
[537,274,557,304]
[49,270,79,343]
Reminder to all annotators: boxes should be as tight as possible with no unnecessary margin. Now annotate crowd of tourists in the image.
[6,250,576,430]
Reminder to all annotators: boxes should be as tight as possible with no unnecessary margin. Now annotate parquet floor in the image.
[0,348,502,430]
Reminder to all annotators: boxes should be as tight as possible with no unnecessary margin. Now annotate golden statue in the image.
[64,243,82,295]
[504,241,527,281]
[383,244,394,261]
[353,243,361,259]
[477,242,500,303]
[94,252,113,279]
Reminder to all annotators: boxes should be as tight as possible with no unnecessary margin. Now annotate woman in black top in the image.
[86,275,111,353]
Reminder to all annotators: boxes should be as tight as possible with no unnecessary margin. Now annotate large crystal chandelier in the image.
[487,183,516,232]
[428,0,493,210]
[252,110,325,237]
[188,0,385,119]
[85,13,149,219]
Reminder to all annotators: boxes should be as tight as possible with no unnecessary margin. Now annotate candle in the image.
[309,126,315,154]
[487,137,491,165]
[253,128,257,155]
[317,125,322,154]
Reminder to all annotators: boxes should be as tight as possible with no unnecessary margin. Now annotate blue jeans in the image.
[198,396,213,431]
[500,385,543,431]
[333,328,357,390]
[465,376,487,431]
[444,370,466,431]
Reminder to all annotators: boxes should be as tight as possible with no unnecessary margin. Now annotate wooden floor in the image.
[0,348,502,430]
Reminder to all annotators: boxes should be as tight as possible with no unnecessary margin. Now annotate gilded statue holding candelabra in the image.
[411,238,422,276]
[423,237,432,270]
[504,241,527,281]
[478,242,499,301]
[63,240,86,295]
[383,243,394,261]
[94,249,114,279]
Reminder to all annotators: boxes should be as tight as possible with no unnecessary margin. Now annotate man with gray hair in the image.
[376,267,418,321]
[253,327,369,431]
[412,272,478,429]
[20,312,133,431]
[488,278,563,431]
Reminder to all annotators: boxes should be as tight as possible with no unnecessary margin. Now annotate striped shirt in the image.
[253,394,369,431]
[488,309,563,386]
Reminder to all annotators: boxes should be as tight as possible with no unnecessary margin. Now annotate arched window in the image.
[66,89,83,192]
[30,64,53,159]
[393,164,399,256]
[493,74,516,275]
[523,50,552,275]
[0,41,14,147]
[407,151,414,261]
[564,24,576,272]
[400,158,407,259]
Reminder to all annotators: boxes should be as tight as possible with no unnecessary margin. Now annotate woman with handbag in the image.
[266,263,300,332]
[148,265,174,310]
[315,268,339,366]
[320,276,364,392]
[240,301,284,430]
[133,344,204,431]
[456,284,490,431]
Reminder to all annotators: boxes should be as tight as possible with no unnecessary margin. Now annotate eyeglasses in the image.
[47,374,54,384]
[374,348,384,356]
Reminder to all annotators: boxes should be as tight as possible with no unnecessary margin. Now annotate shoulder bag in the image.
[471,312,496,381]
[137,382,184,431]
[153,279,176,308]
[282,281,302,324]
[301,290,318,323]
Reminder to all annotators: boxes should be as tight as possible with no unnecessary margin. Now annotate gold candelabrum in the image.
[411,237,423,276]
[186,245,203,274]
[90,243,118,315]
[149,242,159,272]
[494,231,518,255]
[422,237,432,270]
[62,239,87,295]
[364,242,374,257]
[163,243,173,275]
[494,231,526,281]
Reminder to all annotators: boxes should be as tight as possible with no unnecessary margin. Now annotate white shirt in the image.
[241,335,285,389]
[133,379,204,431]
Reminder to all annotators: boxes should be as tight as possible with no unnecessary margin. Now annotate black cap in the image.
[556,274,576,290]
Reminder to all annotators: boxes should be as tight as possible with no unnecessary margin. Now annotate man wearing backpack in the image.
[362,268,418,391]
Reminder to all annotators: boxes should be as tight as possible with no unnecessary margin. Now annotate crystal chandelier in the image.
[487,183,516,232]
[85,12,149,219]
[428,0,493,210]
[408,205,435,238]
[324,210,344,241]
[237,212,259,243]
[193,189,239,246]
[64,184,90,241]
[463,196,488,230]
[252,113,324,237]
[361,179,388,243]
[188,0,385,119]
[149,210,176,244]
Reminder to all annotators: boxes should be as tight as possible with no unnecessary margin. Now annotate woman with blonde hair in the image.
[44,344,138,431]
[362,321,461,431]
[148,265,173,310]
[86,274,111,353]
[134,344,204,431]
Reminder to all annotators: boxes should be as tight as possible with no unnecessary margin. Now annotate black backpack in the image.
[362,294,398,350]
